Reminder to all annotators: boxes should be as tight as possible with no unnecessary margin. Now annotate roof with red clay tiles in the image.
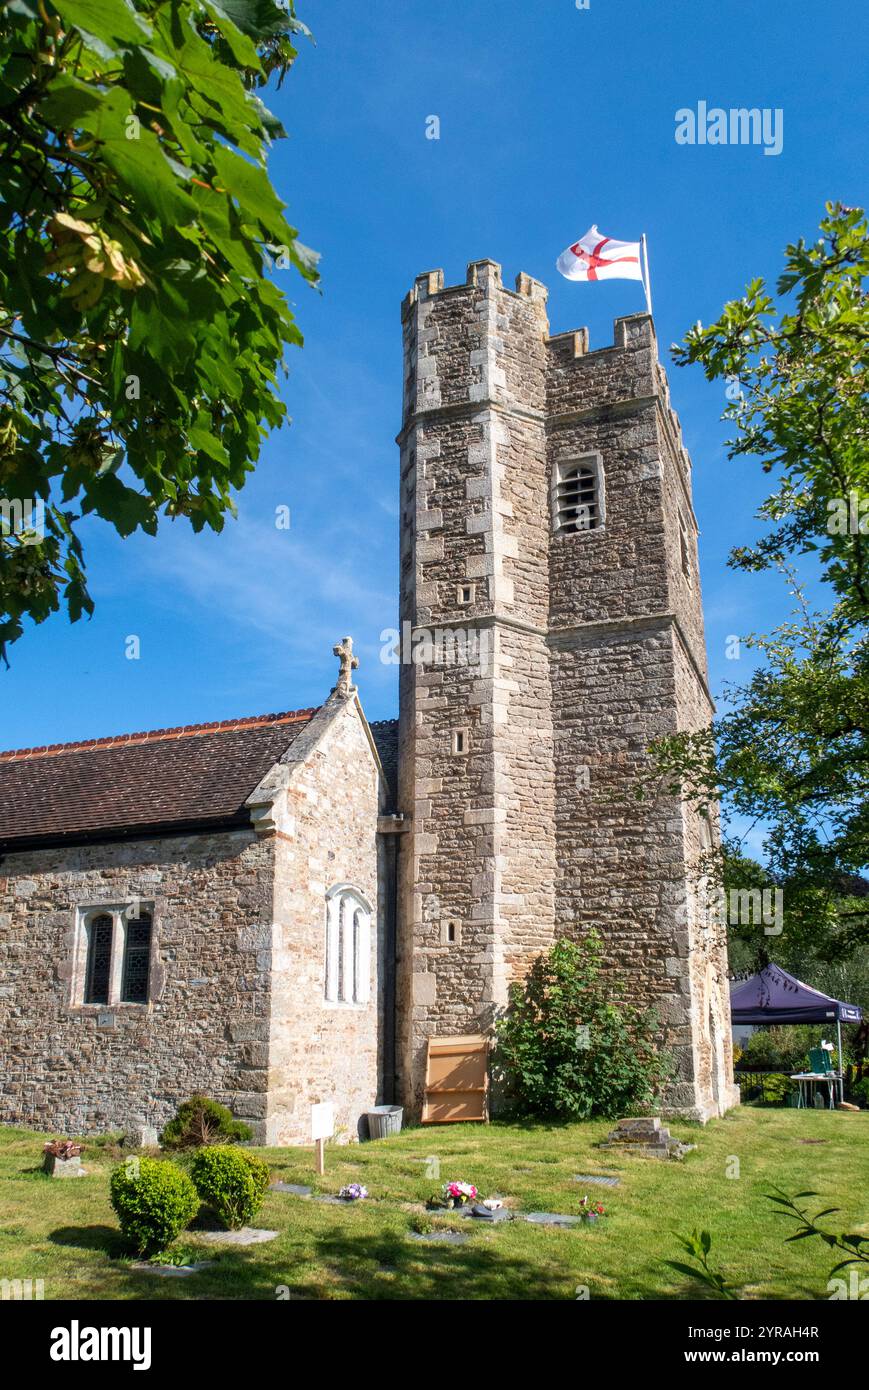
[0,708,319,850]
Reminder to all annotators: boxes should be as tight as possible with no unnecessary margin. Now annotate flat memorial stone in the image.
[456,1204,514,1222]
[270,1182,312,1196]
[523,1211,583,1228]
[131,1261,213,1277]
[573,1174,620,1187]
[408,1230,471,1245]
[199,1227,279,1246]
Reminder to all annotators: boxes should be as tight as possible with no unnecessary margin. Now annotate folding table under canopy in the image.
[730,963,863,1101]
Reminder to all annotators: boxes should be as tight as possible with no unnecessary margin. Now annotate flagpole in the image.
[641,233,653,317]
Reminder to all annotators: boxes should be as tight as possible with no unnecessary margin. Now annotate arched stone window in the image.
[325,885,371,1005]
[76,903,154,1007]
[679,512,693,583]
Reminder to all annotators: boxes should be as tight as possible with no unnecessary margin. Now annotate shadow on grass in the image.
[276,1227,568,1301]
[49,1224,128,1258]
[42,1219,832,1302]
[493,1114,580,1132]
[48,1221,571,1301]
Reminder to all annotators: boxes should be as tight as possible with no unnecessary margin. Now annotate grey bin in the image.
[367,1105,403,1139]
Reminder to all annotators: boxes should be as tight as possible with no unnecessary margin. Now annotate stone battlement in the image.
[401,260,688,469]
[403,259,659,354]
[401,260,546,314]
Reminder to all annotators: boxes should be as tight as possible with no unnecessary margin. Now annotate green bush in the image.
[190,1145,270,1230]
[851,1076,869,1108]
[160,1095,253,1150]
[109,1157,199,1255]
[738,1025,842,1072]
[493,933,671,1120]
[749,1072,795,1106]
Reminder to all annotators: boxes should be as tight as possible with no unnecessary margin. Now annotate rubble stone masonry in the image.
[396,261,738,1120]
[0,697,383,1142]
[0,829,278,1139]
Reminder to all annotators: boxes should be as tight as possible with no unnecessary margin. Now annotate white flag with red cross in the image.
[556,226,644,283]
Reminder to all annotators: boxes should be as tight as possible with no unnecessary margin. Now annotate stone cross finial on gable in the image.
[332,635,359,698]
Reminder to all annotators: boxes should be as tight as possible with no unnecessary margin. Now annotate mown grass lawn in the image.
[0,1108,865,1300]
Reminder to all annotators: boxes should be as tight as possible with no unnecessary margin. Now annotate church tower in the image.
[395,260,737,1122]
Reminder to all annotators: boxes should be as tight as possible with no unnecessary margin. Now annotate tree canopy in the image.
[0,0,318,659]
[676,202,868,624]
[653,204,869,954]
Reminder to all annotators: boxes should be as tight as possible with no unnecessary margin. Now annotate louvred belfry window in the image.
[84,914,113,1005]
[555,458,601,534]
[121,912,153,1004]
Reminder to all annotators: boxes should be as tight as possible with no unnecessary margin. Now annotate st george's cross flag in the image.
[556,226,644,282]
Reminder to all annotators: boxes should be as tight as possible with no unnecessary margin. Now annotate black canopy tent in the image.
[730,964,863,1098]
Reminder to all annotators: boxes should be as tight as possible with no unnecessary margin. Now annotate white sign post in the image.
[310,1102,334,1175]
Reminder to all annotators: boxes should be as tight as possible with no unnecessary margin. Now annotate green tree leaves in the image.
[0,0,318,658]
[493,935,671,1120]
[675,202,869,625]
[658,206,869,952]
[662,1229,738,1300]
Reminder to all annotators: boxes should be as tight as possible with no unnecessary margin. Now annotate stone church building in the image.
[0,261,737,1145]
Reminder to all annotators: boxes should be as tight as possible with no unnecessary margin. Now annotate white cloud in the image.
[96,503,398,704]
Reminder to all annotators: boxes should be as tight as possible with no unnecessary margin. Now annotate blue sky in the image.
[3,0,867,853]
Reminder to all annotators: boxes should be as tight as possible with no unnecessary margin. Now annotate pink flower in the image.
[444,1180,477,1201]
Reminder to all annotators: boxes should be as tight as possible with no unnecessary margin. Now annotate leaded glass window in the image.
[84,914,113,1004]
[78,904,154,1007]
[121,912,152,1004]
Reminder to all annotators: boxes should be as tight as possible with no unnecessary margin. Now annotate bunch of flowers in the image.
[338,1183,368,1201]
[578,1195,605,1222]
[443,1180,477,1207]
[43,1140,83,1160]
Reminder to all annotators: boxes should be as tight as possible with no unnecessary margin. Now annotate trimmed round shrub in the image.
[160,1095,253,1150]
[190,1145,270,1230]
[109,1157,199,1255]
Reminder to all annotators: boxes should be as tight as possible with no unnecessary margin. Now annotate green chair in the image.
[808,1046,833,1075]
[806,1046,838,1109]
